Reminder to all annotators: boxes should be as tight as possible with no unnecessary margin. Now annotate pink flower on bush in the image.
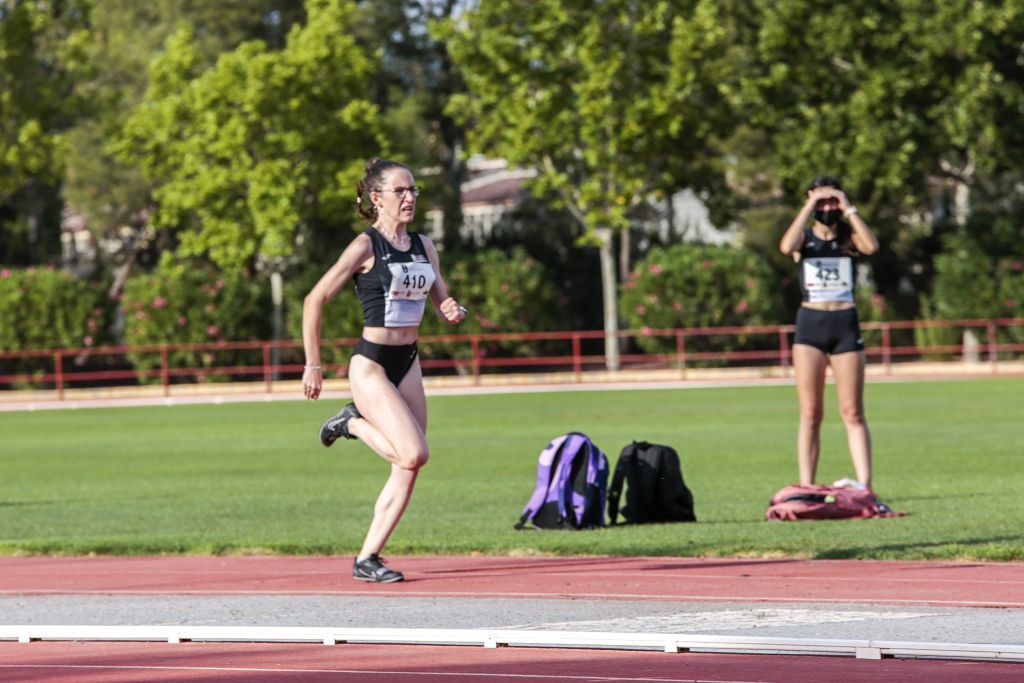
[500,283,510,292]
[215,279,225,290]
[648,263,663,276]
[152,296,167,309]
[745,278,756,289]
[87,318,97,331]
[135,310,147,320]
[1011,260,1023,272]
[83,335,93,347]
[623,280,636,290]
[647,294,659,304]
[205,304,215,314]
[702,260,713,269]
[641,326,654,336]
[207,325,219,337]
[734,300,749,314]
[1006,299,1016,309]
[672,301,682,313]
[871,294,887,313]
[177,316,188,327]
[635,304,647,315]
[0,269,10,279]
[479,317,499,330]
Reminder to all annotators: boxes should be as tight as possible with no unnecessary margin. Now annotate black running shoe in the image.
[319,402,361,446]
[352,554,404,583]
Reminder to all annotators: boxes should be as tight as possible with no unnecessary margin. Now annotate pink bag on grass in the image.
[765,484,904,521]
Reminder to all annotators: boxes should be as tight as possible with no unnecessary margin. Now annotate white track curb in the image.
[2,625,1023,662]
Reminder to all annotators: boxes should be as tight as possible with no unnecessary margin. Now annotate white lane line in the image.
[1,589,1020,608]
[0,665,758,682]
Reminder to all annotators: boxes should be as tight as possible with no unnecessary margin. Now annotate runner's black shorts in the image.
[793,306,864,355]
[353,337,419,386]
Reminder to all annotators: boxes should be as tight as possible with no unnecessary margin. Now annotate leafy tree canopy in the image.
[439,0,739,234]
[115,0,385,272]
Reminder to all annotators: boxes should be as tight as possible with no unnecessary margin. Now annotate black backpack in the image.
[607,441,696,524]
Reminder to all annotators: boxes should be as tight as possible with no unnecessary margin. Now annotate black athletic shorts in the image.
[353,337,419,386]
[793,306,864,355]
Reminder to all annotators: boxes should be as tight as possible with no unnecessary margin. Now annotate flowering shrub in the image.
[121,265,271,382]
[619,244,782,356]
[0,266,114,383]
[418,247,565,362]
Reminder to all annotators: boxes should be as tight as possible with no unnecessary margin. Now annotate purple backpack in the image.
[515,433,609,530]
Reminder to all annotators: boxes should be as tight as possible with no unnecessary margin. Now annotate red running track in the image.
[3,641,1024,683]
[4,555,1024,682]
[2,555,1023,607]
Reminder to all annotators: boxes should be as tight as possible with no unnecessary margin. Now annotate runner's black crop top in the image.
[354,227,436,327]
[797,228,857,303]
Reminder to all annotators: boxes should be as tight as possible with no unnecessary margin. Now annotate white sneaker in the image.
[832,477,867,490]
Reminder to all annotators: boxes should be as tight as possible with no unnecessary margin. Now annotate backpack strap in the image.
[515,434,570,530]
[556,433,590,525]
[607,441,638,525]
[587,438,609,526]
[633,441,661,511]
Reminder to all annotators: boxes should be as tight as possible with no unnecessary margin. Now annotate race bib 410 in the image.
[388,262,435,300]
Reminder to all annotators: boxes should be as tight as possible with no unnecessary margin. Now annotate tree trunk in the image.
[953,180,970,228]
[270,270,284,380]
[595,227,620,371]
[618,226,631,284]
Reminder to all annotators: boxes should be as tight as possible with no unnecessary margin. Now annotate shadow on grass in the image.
[891,492,995,502]
[0,500,64,507]
[814,535,1024,560]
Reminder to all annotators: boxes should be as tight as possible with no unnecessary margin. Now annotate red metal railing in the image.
[1,317,1022,400]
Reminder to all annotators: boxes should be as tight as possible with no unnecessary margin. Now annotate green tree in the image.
[438,0,739,369]
[62,0,308,289]
[0,0,89,264]
[734,0,1024,313]
[351,0,470,250]
[114,0,383,274]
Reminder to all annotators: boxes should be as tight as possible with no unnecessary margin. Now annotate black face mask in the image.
[814,208,842,226]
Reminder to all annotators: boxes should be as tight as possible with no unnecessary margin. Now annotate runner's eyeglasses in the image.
[376,186,421,199]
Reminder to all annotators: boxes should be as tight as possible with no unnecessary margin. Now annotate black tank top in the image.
[354,227,436,327]
[798,228,857,303]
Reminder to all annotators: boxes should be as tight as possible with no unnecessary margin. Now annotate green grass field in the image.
[1,377,1023,561]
